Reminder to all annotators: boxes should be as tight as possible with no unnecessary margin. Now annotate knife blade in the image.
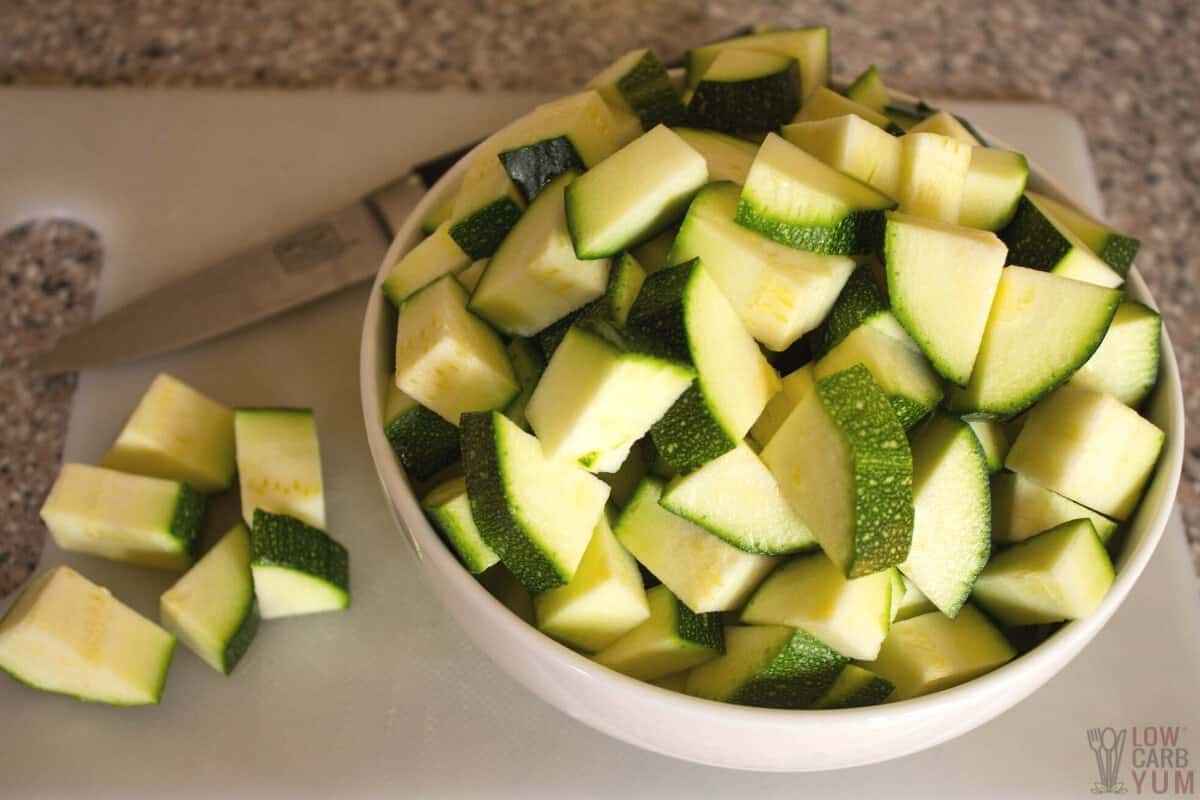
[31,142,476,373]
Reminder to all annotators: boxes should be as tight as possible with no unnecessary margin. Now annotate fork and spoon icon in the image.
[1088,727,1128,794]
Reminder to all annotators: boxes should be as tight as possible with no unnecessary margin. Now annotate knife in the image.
[30,141,476,373]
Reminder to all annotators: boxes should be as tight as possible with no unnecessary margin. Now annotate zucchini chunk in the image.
[234,406,326,529]
[660,442,817,555]
[990,472,1118,545]
[959,148,1029,231]
[535,250,646,360]
[736,133,896,256]
[448,161,525,259]
[533,516,650,652]
[899,412,992,619]
[685,625,847,709]
[1067,299,1161,407]
[687,49,800,133]
[40,463,204,570]
[614,478,779,613]
[909,110,980,144]
[761,364,914,577]
[891,573,936,622]
[395,275,518,424]
[967,418,1010,473]
[420,188,456,236]
[526,320,695,473]
[896,132,973,223]
[599,441,650,509]
[626,259,779,472]
[1025,191,1140,277]
[160,522,259,675]
[810,265,918,359]
[945,266,1122,417]
[587,48,687,130]
[669,181,855,350]
[1000,194,1123,288]
[844,65,889,113]
[685,27,831,101]
[863,605,1014,700]
[422,476,499,575]
[501,337,545,432]
[628,227,678,273]
[813,664,894,708]
[566,125,708,259]
[750,364,814,447]
[672,127,760,184]
[593,584,724,681]
[0,566,175,706]
[972,519,1114,625]
[884,211,1007,385]
[461,410,611,592]
[249,510,350,618]
[454,258,488,292]
[793,86,895,131]
[1005,386,1164,520]
[382,384,461,482]
[783,114,903,197]
[101,373,235,493]
[741,554,895,659]
[471,171,612,335]
[381,220,471,305]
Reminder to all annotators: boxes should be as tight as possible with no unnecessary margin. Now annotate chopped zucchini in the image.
[628,227,678,273]
[448,161,525,259]
[945,266,1122,417]
[534,516,650,652]
[900,412,992,618]
[1067,300,1161,407]
[461,410,611,592]
[974,519,1114,626]
[422,476,499,574]
[959,148,1029,231]
[566,125,708,259]
[990,472,1118,545]
[249,510,349,618]
[626,259,779,472]
[420,188,457,236]
[814,323,943,430]
[864,605,1014,700]
[40,463,203,570]
[891,573,936,621]
[684,26,830,101]
[381,220,471,304]
[884,211,1007,385]
[614,478,779,613]
[794,86,895,131]
[672,127,760,184]
[1005,386,1164,520]
[600,442,650,508]
[587,48,687,130]
[685,625,847,708]
[234,406,326,529]
[896,132,973,223]
[160,522,259,675]
[501,338,544,431]
[526,320,694,473]
[593,584,724,681]
[761,364,914,578]
[669,181,855,350]
[660,443,817,555]
[813,664,894,708]
[967,418,1010,473]
[741,554,895,659]
[844,65,889,114]
[909,110,980,145]
[0,567,175,706]
[1000,194,1123,288]
[382,384,461,482]
[750,364,814,447]
[395,275,518,423]
[101,373,235,493]
[470,172,611,335]
[454,258,488,292]
[810,266,917,358]
[535,250,646,359]
[782,114,902,197]
[687,49,800,133]
[1025,191,1140,277]
[735,133,896,256]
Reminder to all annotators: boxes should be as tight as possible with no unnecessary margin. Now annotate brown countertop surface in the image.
[1,0,1197,595]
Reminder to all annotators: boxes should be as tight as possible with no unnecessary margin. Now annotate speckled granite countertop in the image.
[0,0,1197,596]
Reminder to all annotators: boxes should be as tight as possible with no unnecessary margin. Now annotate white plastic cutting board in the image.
[1,92,1196,799]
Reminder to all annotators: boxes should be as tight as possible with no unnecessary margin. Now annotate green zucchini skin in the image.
[812,267,888,357]
[999,195,1072,270]
[687,62,800,134]
[249,510,350,594]
[729,628,848,709]
[499,137,587,204]
[1096,235,1140,278]
[220,600,261,674]
[384,403,461,482]
[614,50,688,129]
[674,593,725,652]
[448,197,524,259]
[648,384,736,475]
[169,484,207,557]
[734,202,886,257]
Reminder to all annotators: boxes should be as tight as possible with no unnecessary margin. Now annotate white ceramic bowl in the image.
[359,103,1185,772]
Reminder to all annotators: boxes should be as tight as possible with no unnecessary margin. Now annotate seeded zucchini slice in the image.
[1000,193,1123,288]
[234,406,326,529]
[896,132,973,224]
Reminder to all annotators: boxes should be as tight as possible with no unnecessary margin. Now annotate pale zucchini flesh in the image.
[592,584,724,681]
[959,148,1029,232]
[896,132,972,223]
[1000,194,1123,288]
[750,364,814,448]
[845,66,889,114]
[990,471,1118,545]
[783,114,902,198]
[249,510,350,619]
[671,128,760,185]
[423,476,500,575]
[1025,191,1139,277]
[234,407,326,530]
[793,86,894,130]
[1066,299,1160,407]
[381,220,471,305]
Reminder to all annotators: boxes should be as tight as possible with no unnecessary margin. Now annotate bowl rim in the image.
[357,89,1186,729]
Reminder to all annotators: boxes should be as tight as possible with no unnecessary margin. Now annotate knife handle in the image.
[366,175,429,237]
